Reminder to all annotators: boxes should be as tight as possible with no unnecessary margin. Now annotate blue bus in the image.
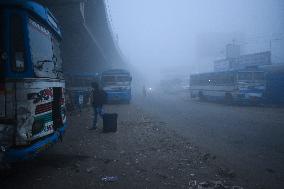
[101,69,132,103]
[190,70,266,103]
[0,1,66,162]
[65,72,100,110]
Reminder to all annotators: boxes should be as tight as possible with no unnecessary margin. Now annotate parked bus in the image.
[0,1,66,162]
[101,69,132,103]
[65,72,99,110]
[190,70,266,103]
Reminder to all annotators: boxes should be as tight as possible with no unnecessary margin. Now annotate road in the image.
[1,91,284,189]
[0,103,246,189]
[134,90,284,189]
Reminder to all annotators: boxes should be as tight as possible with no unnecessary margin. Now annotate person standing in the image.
[90,82,107,130]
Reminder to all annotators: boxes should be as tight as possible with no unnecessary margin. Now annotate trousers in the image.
[93,105,103,128]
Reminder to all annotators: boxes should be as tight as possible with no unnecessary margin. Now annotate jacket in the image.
[92,89,107,107]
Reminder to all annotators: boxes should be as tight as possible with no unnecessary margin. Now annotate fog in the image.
[105,0,284,84]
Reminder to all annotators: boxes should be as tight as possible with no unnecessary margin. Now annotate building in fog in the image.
[214,44,271,72]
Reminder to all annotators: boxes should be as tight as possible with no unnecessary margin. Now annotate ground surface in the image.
[135,91,284,189]
[0,91,283,189]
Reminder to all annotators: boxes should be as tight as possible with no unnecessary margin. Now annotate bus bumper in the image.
[3,123,67,162]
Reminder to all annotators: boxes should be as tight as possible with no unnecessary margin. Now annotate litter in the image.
[101,176,118,182]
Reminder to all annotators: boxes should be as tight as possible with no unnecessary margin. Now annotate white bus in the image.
[101,69,132,103]
[190,70,266,103]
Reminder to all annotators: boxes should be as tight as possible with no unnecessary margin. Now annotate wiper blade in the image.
[34,60,53,70]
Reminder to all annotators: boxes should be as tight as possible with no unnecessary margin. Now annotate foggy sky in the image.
[106,0,284,78]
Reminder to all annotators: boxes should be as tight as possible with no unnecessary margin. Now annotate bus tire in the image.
[225,93,233,105]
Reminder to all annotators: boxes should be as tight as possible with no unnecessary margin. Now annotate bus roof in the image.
[190,69,263,77]
[102,69,130,75]
[0,0,61,37]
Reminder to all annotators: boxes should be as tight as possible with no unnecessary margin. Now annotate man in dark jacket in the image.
[90,82,107,130]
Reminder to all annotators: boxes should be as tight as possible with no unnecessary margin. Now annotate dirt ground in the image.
[1,104,246,189]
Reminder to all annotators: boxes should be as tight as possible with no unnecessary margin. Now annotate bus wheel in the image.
[225,93,233,105]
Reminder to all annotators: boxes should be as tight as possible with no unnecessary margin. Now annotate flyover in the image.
[35,0,125,73]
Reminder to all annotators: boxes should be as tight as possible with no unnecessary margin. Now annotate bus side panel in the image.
[15,80,65,145]
[266,73,284,104]
[190,85,236,99]
[106,90,131,103]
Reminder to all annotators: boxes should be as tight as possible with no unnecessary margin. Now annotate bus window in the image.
[11,14,25,72]
[254,72,265,81]
[224,72,235,84]
[28,18,54,78]
[238,72,252,81]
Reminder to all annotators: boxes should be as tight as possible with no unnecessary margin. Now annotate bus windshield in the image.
[238,72,265,81]
[102,75,131,86]
[102,76,116,83]
[52,37,63,78]
[28,18,62,78]
[238,72,253,81]
[117,75,131,82]
[254,72,265,81]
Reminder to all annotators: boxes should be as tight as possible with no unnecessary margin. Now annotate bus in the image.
[65,72,99,110]
[101,69,132,103]
[190,70,266,103]
[0,1,66,162]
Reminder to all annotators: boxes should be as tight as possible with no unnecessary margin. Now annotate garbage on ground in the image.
[231,186,244,189]
[86,167,95,173]
[188,180,232,189]
[202,153,211,161]
[101,176,119,182]
[198,181,211,187]
[217,167,236,178]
